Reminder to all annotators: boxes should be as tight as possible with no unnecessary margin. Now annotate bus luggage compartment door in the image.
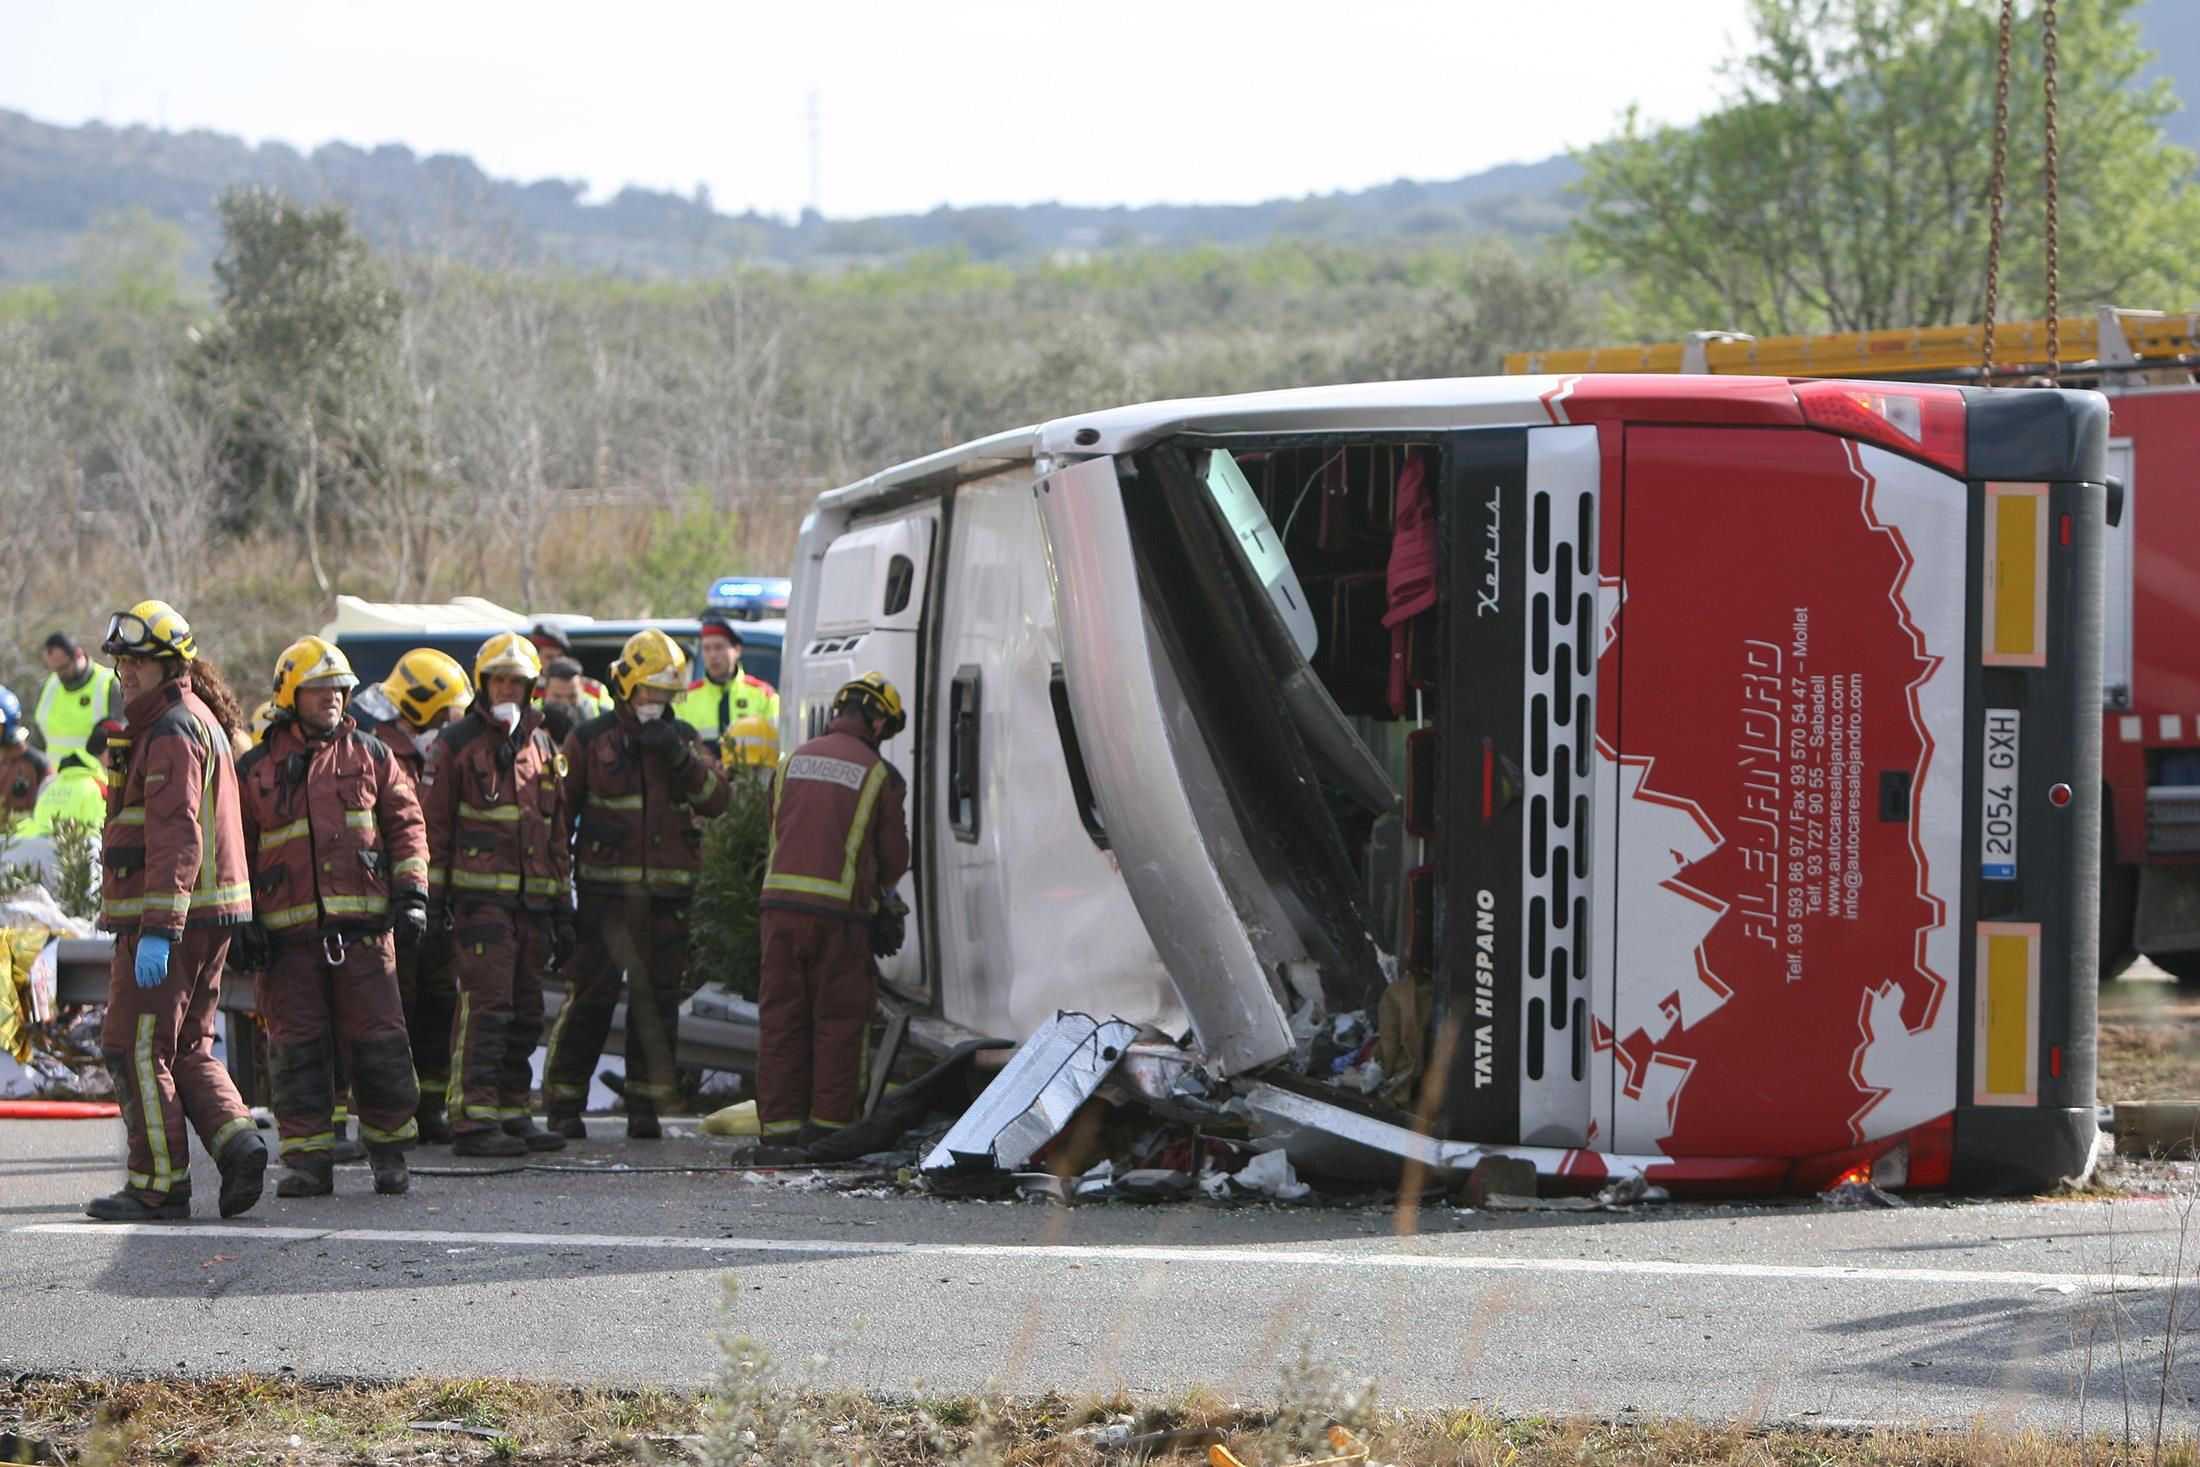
[1604,426,1967,1161]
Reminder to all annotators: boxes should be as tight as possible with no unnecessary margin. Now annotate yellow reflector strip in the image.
[1984,484,2048,669]
[1974,921,2040,1106]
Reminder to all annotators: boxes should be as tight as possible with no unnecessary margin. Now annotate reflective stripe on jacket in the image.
[35,662,119,762]
[565,709,731,896]
[760,716,909,922]
[100,675,253,936]
[237,716,429,933]
[672,672,779,743]
[420,707,570,911]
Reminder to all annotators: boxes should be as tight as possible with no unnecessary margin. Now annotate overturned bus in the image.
[782,375,2111,1194]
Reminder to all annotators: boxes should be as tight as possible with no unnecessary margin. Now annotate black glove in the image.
[636,715,687,760]
[231,922,272,974]
[552,916,579,968]
[393,893,429,956]
[869,891,908,959]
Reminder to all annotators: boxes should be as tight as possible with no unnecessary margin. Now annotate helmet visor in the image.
[102,612,154,655]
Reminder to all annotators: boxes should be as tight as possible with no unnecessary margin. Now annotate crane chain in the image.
[2042,0,2060,382]
[1982,0,2016,381]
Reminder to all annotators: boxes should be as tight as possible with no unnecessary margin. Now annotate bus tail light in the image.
[1795,381,1966,478]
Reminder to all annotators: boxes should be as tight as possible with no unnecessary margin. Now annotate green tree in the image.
[1571,0,2200,337]
[194,189,403,590]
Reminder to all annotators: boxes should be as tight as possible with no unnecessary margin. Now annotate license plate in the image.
[1980,708,2020,881]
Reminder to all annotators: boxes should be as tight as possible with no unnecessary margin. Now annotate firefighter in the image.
[543,629,731,1139]
[421,633,573,1157]
[351,648,473,1143]
[34,631,123,762]
[234,637,427,1197]
[753,673,909,1159]
[86,599,269,1222]
[722,712,780,773]
[0,688,51,826]
[672,613,779,745]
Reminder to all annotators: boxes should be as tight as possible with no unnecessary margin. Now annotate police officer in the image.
[753,674,909,1161]
[544,629,731,1139]
[235,638,428,1197]
[672,613,779,745]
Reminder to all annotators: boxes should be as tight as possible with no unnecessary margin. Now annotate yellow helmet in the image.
[270,635,359,712]
[608,627,689,702]
[249,700,279,739]
[472,632,543,693]
[382,648,473,729]
[102,599,197,662]
[723,713,781,768]
[834,672,906,740]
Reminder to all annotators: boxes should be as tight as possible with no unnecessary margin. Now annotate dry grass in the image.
[7,1373,2199,1467]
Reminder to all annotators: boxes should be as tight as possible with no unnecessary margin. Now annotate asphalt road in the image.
[4,1117,2198,1429]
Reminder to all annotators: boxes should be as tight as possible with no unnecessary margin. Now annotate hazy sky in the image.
[4,1,1758,218]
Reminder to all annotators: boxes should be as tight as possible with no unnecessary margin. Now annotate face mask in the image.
[491,702,522,733]
[632,703,666,723]
[411,726,441,756]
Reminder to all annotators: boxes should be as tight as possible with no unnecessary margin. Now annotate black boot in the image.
[414,1092,453,1145]
[368,1145,410,1196]
[625,1103,661,1141]
[503,1116,566,1152]
[549,1110,588,1141]
[217,1129,270,1218]
[276,1154,335,1198]
[85,1185,191,1222]
[452,1128,529,1158]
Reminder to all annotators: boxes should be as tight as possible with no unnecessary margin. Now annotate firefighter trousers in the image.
[261,930,419,1162]
[100,928,256,1203]
[544,892,693,1115]
[756,909,875,1136]
[398,934,457,1103]
[447,903,552,1135]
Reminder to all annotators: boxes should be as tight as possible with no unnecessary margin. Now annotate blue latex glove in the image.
[133,932,172,989]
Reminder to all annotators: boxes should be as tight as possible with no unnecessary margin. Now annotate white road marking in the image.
[12,1222,2170,1292]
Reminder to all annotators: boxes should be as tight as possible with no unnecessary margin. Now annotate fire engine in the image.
[1509,308,2200,983]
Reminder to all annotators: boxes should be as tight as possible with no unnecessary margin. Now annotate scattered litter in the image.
[1232,1149,1313,1201]
[409,1421,506,1439]
[1819,1180,1908,1208]
[1212,1423,1368,1467]
[1015,1172,1068,1204]
[446,1246,480,1255]
[1480,1176,1670,1213]
[701,1099,761,1138]
[921,1013,1140,1188]
[1115,1168,1195,1202]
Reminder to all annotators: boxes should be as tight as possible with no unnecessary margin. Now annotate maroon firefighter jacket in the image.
[236,715,429,935]
[564,708,731,898]
[99,674,253,937]
[761,715,909,923]
[420,705,570,912]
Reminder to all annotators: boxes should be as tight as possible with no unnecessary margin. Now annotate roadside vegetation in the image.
[9,1364,2199,1467]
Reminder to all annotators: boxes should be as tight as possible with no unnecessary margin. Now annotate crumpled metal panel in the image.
[921,1012,1142,1177]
